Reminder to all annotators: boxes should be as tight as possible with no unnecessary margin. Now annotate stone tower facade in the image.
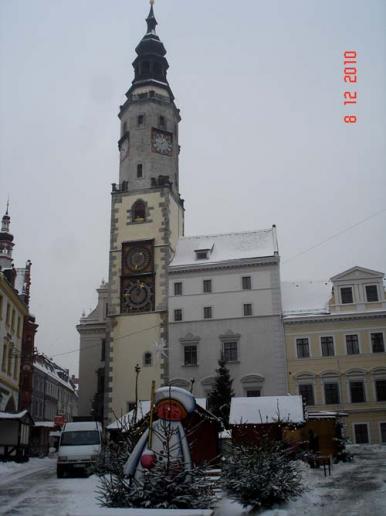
[105,4,184,421]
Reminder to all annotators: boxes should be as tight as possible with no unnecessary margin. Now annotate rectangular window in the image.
[324,382,340,404]
[371,332,385,353]
[296,338,310,358]
[159,115,165,128]
[122,120,127,135]
[196,251,208,260]
[101,339,106,362]
[6,303,10,325]
[354,423,369,444]
[321,336,335,356]
[380,422,386,443]
[346,334,359,355]
[299,384,315,406]
[16,316,21,338]
[375,380,386,402]
[242,276,251,290]
[174,282,182,296]
[350,381,365,402]
[137,163,143,178]
[223,342,238,362]
[0,295,3,319]
[203,279,212,293]
[13,355,18,380]
[7,346,12,376]
[11,309,15,331]
[246,390,260,397]
[203,306,212,319]
[365,285,378,302]
[174,309,182,322]
[184,345,197,366]
[341,287,353,304]
[243,303,252,316]
[1,343,7,372]
[137,114,144,126]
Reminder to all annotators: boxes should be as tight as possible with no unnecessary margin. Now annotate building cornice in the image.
[169,255,279,275]
[284,310,386,325]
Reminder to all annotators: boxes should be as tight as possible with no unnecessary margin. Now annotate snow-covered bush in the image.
[221,438,303,511]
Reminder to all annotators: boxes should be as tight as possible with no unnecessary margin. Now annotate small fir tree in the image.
[208,357,234,428]
[221,437,303,512]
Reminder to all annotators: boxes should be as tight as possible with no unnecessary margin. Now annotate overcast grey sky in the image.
[1,0,385,375]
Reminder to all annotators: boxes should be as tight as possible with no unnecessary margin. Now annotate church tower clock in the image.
[106,2,184,420]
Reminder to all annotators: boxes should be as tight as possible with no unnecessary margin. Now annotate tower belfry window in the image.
[137,115,144,127]
[137,164,143,178]
[132,200,146,222]
[159,116,166,129]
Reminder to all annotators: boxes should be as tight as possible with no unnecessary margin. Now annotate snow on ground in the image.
[0,445,385,515]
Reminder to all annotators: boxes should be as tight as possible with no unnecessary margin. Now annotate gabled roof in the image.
[170,228,278,268]
[330,266,384,282]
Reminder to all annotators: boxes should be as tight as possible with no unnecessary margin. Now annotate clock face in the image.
[126,246,152,273]
[122,279,153,310]
[152,129,173,156]
[119,137,129,162]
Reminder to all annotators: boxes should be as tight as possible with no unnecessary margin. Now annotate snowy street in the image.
[0,445,385,515]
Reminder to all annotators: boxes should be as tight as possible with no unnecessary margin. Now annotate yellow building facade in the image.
[283,266,386,445]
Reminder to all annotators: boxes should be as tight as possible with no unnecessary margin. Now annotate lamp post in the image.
[134,363,141,423]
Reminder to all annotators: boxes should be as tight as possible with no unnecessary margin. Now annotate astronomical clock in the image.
[121,240,155,313]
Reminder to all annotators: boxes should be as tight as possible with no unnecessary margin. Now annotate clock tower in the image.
[106,2,184,420]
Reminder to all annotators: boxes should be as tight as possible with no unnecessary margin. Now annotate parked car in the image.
[57,421,102,478]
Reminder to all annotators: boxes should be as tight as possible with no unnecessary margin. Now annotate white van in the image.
[57,421,102,477]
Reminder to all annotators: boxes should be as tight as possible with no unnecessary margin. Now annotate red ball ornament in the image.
[140,449,156,469]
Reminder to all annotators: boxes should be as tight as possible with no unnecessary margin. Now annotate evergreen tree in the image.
[207,357,234,428]
[221,438,303,511]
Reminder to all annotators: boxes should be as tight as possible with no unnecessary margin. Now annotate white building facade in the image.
[168,229,288,398]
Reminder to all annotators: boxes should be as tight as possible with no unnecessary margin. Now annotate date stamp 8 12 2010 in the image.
[343,51,358,124]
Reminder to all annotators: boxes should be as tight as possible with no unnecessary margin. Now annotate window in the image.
[7,345,12,375]
[196,251,208,260]
[0,295,3,319]
[6,303,10,325]
[223,342,238,362]
[122,121,127,135]
[137,114,144,127]
[11,309,15,331]
[246,390,260,397]
[143,352,152,367]
[242,276,251,290]
[350,381,365,402]
[101,339,106,362]
[1,343,7,372]
[321,336,335,356]
[132,200,146,222]
[17,317,21,338]
[159,115,165,128]
[174,309,182,322]
[324,382,340,404]
[340,287,353,304]
[203,279,212,293]
[184,345,197,366]
[375,380,386,401]
[137,164,143,178]
[371,333,385,353]
[299,384,315,406]
[13,356,18,379]
[296,338,310,358]
[346,334,359,355]
[380,422,386,443]
[203,306,212,319]
[354,423,369,444]
[365,285,378,302]
[243,303,252,316]
[174,282,182,296]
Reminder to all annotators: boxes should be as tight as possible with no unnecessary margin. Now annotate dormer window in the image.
[340,286,353,304]
[195,250,209,260]
[365,285,378,302]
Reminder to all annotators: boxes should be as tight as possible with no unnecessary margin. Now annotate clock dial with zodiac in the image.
[152,129,173,156]
[121,277,154,312]
[126,245,152,273]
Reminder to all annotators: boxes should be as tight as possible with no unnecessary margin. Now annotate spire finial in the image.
[6,196,9,215]
[146,0,157,33]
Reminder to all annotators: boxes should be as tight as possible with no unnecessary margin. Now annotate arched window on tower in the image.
[132,200,146,222]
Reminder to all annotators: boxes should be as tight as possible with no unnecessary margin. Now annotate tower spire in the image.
[0,202,14,270]
[146,0,157,34]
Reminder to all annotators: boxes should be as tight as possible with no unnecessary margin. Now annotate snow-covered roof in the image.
[229,396,304,425]
[107,398,207,430]
[170,229,278,268]
[34,359,76,393]
[0,410,28,420]
[281,280,332,316]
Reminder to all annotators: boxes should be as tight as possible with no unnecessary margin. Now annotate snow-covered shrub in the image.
[221,438,303,511]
